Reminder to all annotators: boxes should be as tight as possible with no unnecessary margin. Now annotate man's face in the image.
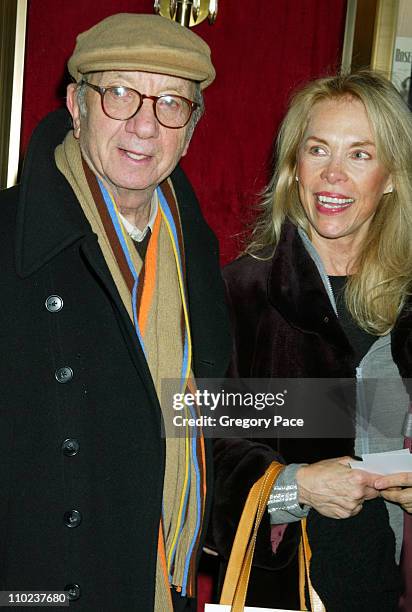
[67,70,194,204]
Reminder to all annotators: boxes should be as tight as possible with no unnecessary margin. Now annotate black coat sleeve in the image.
[211,270,300,570]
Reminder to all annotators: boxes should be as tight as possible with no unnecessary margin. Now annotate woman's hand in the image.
[296,457,380,519]
[374,472,412,513]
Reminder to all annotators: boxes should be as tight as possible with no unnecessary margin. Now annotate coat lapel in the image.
[15,109,88,278]
[268,221,352,353]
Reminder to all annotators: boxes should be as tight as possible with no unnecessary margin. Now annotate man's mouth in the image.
[119,148,151,161]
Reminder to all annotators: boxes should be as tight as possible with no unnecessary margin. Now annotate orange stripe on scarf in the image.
[158,521,173,609]
[138,210,161,337]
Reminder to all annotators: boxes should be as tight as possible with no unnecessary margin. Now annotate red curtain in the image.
[21,0,347,264]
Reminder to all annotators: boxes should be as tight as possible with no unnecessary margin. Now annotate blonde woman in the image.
[213,71,412,611]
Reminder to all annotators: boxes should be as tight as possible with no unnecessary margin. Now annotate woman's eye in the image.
[309,146,327,156]
[352,150,370,160]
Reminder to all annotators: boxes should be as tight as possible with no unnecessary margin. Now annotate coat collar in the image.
[16,109,91,278]
[267,221,352,350]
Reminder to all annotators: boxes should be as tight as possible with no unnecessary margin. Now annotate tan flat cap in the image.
[68,13,215,89]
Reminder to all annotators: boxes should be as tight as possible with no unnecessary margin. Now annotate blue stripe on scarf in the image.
[98,179,138,281]
[98,179,146,355]
[157,188,183,272]
[167,429,192,581]
[181,405,202,596]
[157,187,189,385]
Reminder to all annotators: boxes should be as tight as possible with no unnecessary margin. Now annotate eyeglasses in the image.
[81,81,198,129]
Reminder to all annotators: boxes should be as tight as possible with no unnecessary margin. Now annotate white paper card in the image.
[205,605,298,612]
[349,449,412,475]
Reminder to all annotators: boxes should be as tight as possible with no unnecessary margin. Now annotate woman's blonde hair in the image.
[247,70,412,334]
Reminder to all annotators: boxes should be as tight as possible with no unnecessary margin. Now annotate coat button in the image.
[65,584,81,601]
[62,438,79,456]
[64,510,82,528]
[55,367,73,383]
[45,295,63,312]
[323,316,329,323]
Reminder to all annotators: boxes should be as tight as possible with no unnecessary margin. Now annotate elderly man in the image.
[0,14,230,612]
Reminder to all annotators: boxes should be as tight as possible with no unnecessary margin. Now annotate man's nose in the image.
[124,100,159,138]
[320,156,348,184]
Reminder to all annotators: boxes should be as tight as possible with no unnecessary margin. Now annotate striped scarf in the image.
[55,132,206,610]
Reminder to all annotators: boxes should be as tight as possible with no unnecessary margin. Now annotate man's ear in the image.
[181,134,192,158]
[66,83,81,139]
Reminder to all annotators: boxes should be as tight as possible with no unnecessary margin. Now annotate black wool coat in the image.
[212,222,407,610]
[0,109,231,612]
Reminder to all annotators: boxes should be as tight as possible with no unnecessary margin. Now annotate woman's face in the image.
[296,96,392,255]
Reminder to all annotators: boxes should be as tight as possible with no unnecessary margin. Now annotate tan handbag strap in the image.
[301,518,326,612]
[219,461,326,612]
[219,461,284,609]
